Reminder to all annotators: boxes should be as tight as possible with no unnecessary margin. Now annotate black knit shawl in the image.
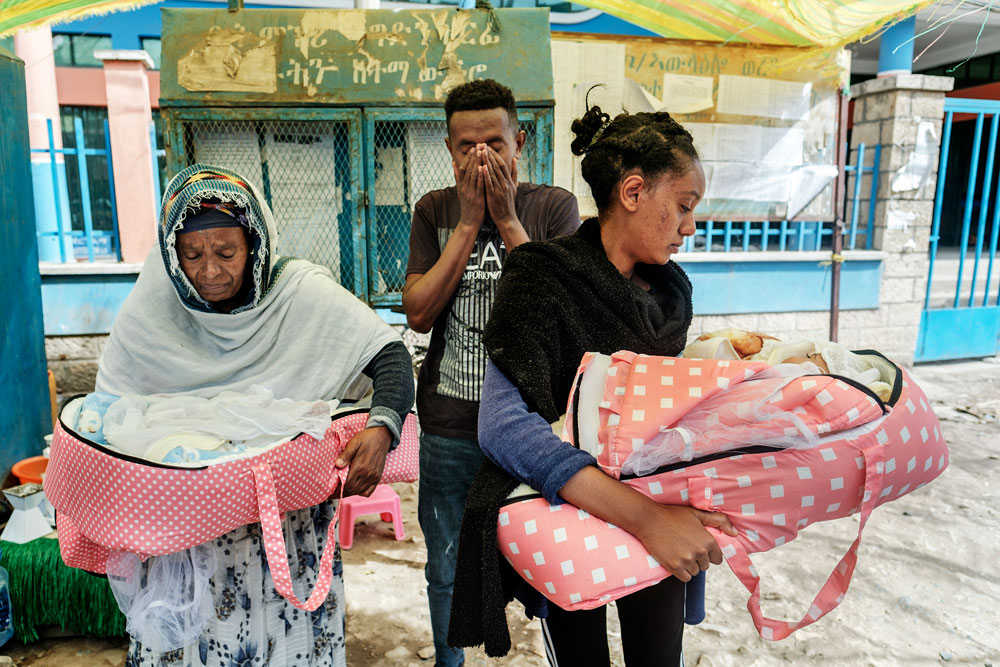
[485,217,692,419]
[448,218,693,656]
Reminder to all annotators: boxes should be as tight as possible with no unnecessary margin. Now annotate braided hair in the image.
[571,104,699,213]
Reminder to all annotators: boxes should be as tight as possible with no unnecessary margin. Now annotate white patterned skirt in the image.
[126,501,346,667]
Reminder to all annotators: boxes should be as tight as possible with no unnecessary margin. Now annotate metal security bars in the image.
[164,108,367,296]
[363,107,550,305]
[163,106,554,306]
[680,143,879,253]
[916,97,1000,362]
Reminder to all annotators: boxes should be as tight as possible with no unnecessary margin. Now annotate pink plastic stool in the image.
[338,484,405,549]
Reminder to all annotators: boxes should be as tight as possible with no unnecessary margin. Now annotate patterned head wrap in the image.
[159,165,274,313]
[178,201,250,234]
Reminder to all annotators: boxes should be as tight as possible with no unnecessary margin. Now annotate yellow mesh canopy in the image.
[2,0,929,48]
[1,0,160,37]
[574,0,932,48]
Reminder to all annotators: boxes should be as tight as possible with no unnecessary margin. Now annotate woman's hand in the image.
[633,504,738,582]
[335,426,392,497]
[559,466,738,582]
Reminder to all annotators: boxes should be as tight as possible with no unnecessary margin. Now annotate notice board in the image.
[552,35,850,221]
[160,8,554,105]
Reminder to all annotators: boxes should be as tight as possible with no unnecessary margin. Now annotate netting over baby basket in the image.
[496,350,947,640]
[44,397,419,612]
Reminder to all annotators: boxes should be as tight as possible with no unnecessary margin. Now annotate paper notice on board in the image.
[786,165,838,219]
[706,162,791,202]
[687,123,804,165]
[551,38,626,196]
[764,127,805,166]
[265,127,342,274]
[407,125,452,211]
[193,127,264,188]
[375,146,406,207]
[638,84,665,111]
[892,120,937,192]
[716,75,812,121]
[686,123,717,160]
[623,79,657,113]
[661,74,714,114]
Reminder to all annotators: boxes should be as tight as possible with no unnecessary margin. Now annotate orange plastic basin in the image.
[12,456,48,485]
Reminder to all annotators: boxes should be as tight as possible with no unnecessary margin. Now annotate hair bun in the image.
[570,105,611,156]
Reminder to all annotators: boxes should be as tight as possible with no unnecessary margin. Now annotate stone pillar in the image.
[14,26,74,262]
[96,49,158,263]
[846,74,954,365]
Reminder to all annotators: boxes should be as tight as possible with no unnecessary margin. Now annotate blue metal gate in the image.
[916,97,1000,361]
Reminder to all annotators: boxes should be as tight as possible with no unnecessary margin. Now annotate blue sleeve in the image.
[478,362,597,504]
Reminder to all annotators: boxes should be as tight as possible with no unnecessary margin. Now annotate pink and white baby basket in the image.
[497,350,947,639]
[44,399,419,612]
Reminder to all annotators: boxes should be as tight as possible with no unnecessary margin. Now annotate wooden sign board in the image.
[161,8,553,106]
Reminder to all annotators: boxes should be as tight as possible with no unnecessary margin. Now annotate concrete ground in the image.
[2,355,998,666]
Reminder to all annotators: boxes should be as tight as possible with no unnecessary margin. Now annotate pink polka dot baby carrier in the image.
[44,399,419,612]
[496,350,947,639]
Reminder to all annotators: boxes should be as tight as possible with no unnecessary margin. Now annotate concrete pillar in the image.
[14,26,74,262]
[877,16,915,77]
[96,49,158,264]
[847,74,954,364]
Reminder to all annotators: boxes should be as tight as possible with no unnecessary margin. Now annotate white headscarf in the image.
[96,165,400,402]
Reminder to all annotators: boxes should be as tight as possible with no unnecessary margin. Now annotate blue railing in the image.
[926,99,1000,310]
[31,117,120,262]
[681,143,879,253]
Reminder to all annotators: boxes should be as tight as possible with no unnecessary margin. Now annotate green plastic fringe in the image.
[475,0,502,35]
[1,538,126,642]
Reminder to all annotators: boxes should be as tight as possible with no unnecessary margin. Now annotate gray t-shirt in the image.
[406,182,580,439]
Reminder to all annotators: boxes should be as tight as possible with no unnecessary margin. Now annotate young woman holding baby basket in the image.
[448,105,737,666]
[449,94,952,665]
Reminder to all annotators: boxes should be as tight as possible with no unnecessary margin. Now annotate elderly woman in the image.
[451,107,737,666]
[98,164,413,667]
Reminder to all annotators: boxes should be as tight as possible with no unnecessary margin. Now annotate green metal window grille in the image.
[163,107,553,306]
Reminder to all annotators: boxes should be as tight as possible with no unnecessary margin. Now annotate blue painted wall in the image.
[42,259,883,335]
[1,48,51,475]
[41,273,140,336]
[680,259,883,315]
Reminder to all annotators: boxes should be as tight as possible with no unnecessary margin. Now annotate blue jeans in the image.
[418,431,486,667]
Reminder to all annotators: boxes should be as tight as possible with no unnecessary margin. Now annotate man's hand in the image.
[483,148,519,228]
[454,146,486,230]
[335,426,392,498]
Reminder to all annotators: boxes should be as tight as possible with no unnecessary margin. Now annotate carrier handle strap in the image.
[696,443,885,641]
[251,459,348,612]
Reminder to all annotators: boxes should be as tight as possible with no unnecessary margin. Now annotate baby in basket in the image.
[70,385,335,465]
[685,328,894,402]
